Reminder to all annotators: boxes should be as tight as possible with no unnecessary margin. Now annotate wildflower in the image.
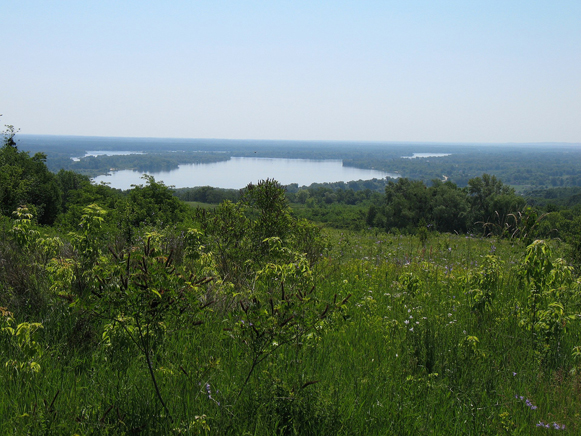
[409,327,414,332]
[516,396,538,410]
[404,320,409,324]
[513,372,517,376]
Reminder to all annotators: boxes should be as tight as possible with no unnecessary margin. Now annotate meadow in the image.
[1,195,580,434]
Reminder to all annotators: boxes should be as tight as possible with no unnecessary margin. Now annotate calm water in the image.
[93,157,397,190]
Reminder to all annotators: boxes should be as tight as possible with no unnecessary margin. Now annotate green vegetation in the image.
[50,152,229,178]
[3,130,581,434]
[0,127,62,224]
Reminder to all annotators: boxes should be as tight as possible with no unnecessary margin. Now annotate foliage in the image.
[89,232,215,420]
[0,126,61,224]
[174,185,239,204]
[518,240,580,366]
[365,175,526,235]
[119,175,188,242]
[195,179,327,288]
[1,308,44,376]
[468,173,526,233]
[465,254,502,314]
[225,236,346,399]
[10,206,40,250]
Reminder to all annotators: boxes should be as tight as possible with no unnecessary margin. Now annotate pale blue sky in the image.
[2,1,580,142]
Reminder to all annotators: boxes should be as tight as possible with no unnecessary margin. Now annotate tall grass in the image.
[1,227,579,434]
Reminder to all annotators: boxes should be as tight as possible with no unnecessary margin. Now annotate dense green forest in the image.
[2,129,581,434]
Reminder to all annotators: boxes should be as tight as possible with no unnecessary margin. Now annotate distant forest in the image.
[17,135,581,189]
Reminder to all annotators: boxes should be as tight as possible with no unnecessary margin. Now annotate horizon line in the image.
[17,133,581,147]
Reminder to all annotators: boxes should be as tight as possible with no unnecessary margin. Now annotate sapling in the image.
[519,240,579,364]
[89,232,215,421]
[226,237,349,401]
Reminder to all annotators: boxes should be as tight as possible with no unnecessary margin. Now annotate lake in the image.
[92,157,398,190]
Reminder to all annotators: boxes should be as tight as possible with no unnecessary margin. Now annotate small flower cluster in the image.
[515,395,537,410]
[205,382,220,406]
[536,421,565,430]
[514,395,566,429]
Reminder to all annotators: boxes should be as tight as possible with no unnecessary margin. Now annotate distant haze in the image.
[2,1,580,143]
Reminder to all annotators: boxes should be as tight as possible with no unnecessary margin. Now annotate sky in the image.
[2,0,580,143]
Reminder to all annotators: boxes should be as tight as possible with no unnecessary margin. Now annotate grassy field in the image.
[1,224,580,434]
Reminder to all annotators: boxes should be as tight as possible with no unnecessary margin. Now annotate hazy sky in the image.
[2,1,580,143]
